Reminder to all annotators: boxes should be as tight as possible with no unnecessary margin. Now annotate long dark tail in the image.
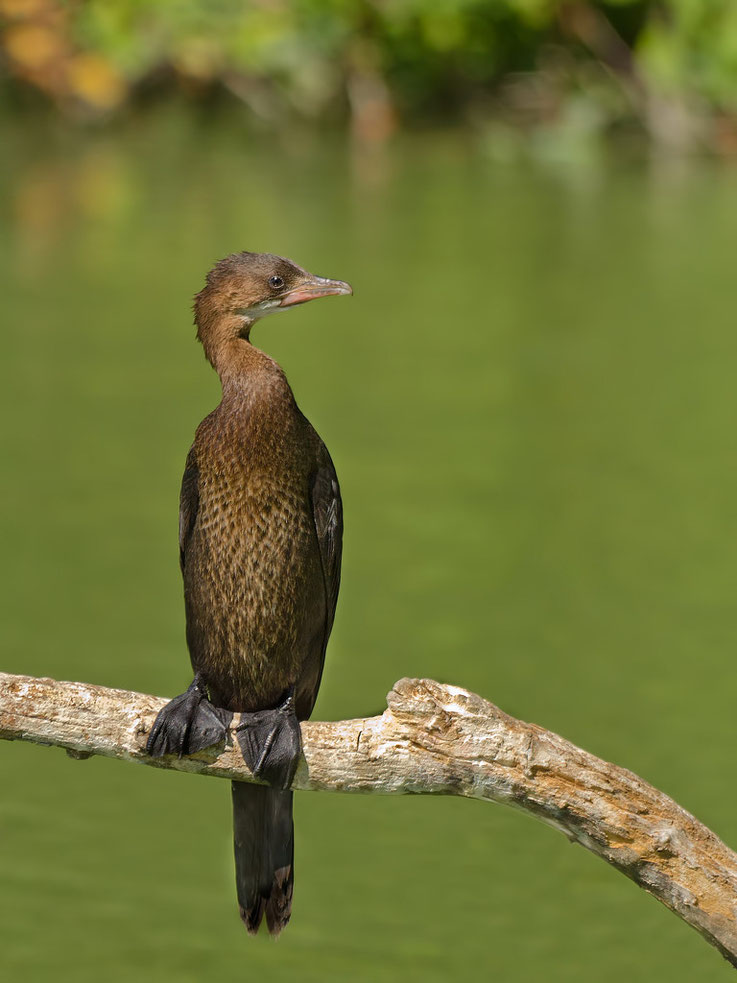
[232,781,294,936]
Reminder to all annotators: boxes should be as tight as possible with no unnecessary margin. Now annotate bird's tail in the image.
[232,781,294,936]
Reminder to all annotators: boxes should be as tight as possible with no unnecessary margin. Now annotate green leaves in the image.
[4,0,737,142]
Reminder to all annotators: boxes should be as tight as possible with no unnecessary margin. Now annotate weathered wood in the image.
[1,670,736,967]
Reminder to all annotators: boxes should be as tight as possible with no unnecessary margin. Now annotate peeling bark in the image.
[1,671,736,967]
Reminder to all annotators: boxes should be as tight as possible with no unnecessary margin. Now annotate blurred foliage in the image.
[2,1,737,149]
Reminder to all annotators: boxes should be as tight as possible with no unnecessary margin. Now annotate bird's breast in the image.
[183,403,325,710]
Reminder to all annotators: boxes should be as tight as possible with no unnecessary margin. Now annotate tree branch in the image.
[1,670,736,968]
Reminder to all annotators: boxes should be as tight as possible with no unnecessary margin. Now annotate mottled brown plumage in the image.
[182,349,334,719]
[147,251,351,935]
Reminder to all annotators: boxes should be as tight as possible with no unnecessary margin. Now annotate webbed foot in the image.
[235,689,301,790]
[146,673,232,758]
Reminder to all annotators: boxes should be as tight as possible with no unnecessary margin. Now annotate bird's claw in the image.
[146,675,232,758]
[235,689,301,790]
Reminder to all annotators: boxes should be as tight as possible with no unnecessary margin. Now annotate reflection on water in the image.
[2,114,737,982]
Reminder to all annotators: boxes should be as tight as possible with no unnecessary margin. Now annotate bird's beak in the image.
[279,275,353,309]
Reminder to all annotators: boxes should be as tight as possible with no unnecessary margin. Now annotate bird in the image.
[146,251,351,935]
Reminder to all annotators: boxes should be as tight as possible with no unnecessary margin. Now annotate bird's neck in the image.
[197,311,294,408]
[214,335,293,405]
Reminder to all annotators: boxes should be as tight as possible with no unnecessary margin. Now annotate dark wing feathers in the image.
[310,459,343,644]
[179,446,200,573]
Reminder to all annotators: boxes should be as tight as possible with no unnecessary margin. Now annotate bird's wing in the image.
[179,445,200,573]
[310,450,343,647]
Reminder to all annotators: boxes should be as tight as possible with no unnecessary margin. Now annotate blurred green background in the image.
[3,2,737,982]
[4,0,737,154]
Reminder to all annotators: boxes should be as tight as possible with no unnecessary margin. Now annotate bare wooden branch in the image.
[1,670,736,968]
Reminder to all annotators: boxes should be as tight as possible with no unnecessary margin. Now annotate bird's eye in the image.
[268,275,285,290]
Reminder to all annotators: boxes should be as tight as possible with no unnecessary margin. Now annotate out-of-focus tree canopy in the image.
[2,0,737,150]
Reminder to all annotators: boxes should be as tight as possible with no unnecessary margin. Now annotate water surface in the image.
[2,117,737,981]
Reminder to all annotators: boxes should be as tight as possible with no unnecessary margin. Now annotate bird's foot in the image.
[146,674,232,758]
[234,689,301,790]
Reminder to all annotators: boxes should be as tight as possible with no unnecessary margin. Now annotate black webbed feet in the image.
[235,690,301,790]
[146,674,232,758]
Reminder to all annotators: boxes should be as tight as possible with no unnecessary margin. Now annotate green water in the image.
[2,116,737,981]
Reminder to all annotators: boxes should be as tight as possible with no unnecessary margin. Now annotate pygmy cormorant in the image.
[146,252,351,935]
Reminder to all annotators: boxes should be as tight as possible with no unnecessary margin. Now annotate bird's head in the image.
[194,251,352,368]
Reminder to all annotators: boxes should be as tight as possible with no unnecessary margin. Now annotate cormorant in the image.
[147,252,351,935]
